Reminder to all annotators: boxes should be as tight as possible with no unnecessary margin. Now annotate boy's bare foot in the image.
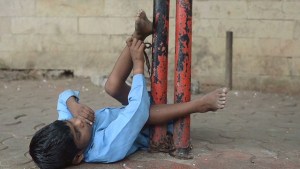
[194,88,228,113]
[132,9,153,40]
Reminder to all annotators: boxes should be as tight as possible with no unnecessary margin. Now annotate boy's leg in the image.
[147,88,228,125]
[105,10,152,105]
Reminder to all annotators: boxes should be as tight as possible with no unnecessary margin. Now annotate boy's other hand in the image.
[67,97,95,125]
[72,103,95,125]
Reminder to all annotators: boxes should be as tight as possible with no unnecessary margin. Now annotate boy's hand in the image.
[127,38,145,75]
[67,97,95,125]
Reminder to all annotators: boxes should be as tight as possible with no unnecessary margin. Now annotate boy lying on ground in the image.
[29,10,228,169]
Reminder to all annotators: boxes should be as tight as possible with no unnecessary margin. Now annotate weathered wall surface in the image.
[0,0,299,93]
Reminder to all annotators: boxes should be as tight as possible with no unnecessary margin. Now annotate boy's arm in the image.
[90,74,150,163]
[87,39,148,163]
[57,90,80,120]
[57,90,95,124]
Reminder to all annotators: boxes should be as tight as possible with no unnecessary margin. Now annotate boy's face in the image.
[66,117,92,150]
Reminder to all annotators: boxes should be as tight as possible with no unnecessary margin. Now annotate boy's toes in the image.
[137,9,143,17]
[220,93,226,97]
[126,37,133,46]
[218,101,226,109]
[219,100,226,105]
[218,87,227,99]
[219,97,226,101]
[218,105,224,109]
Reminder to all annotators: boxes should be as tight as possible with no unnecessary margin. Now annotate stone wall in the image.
[0,0,299,93]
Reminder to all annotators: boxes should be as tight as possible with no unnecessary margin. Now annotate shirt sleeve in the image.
[90,74,150,163]
[57,89,80,120]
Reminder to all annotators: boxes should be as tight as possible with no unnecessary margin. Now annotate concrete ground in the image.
[0,72,299,169]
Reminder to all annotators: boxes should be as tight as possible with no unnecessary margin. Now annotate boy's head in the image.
[29,118,92,169]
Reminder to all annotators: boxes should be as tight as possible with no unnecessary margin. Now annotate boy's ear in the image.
[72,153,84,165]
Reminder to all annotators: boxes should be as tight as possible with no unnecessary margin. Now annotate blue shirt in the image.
[56,74,151,163]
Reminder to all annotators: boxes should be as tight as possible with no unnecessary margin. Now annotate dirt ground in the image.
[0,70,299,169]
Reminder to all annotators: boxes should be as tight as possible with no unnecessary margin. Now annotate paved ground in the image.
[0,72,299,169]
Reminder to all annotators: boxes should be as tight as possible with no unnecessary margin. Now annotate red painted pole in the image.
[150,0,170,152]
[171,0,193,159]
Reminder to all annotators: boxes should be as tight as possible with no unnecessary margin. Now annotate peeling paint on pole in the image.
[150,0,170,152]
[171,0,193,159]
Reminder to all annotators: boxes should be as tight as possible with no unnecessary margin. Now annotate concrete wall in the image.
[0,0,299,93]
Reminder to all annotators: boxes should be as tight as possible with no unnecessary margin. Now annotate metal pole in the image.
[171,0,193,159]
[150,0,170,152]
[225,31,233,90]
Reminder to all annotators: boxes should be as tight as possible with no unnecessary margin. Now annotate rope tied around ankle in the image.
[144,42,152,77]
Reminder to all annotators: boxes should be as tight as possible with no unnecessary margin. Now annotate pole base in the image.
[169,146,193,159]
[149,133,175,153]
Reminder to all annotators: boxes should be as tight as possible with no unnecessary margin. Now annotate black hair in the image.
[29,120,79,169]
